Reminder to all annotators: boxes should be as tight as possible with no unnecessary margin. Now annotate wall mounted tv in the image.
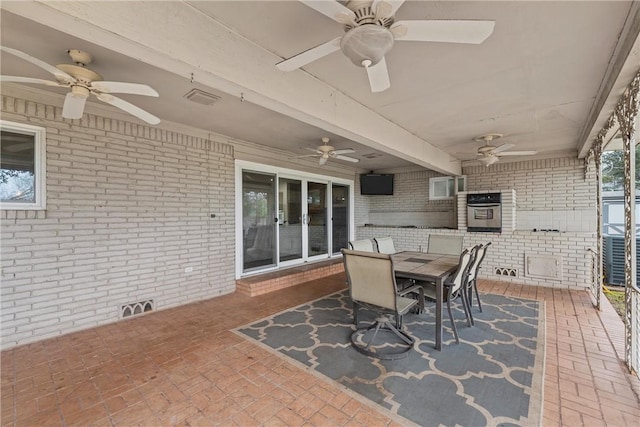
[360,173,394,195]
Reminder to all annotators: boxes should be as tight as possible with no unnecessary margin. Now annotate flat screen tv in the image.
[360,173,394,195]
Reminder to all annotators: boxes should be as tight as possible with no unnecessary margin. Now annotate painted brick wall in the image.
[1,96,236,349]
[356,156,598,289]
[357,226,595,290]
[355,170,455,227]
[464,158,596,232]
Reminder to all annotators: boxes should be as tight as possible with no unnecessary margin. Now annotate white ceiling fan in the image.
[297,137,360,165]
[277,0,495,93]
[0,46,160,124]
[473,133,537,166]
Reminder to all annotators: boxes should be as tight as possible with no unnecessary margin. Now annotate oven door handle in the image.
[468,203,501,208]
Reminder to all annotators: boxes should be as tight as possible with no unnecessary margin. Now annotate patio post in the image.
[614,70,639,375]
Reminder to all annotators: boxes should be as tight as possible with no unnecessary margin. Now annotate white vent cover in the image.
[184,88,221,105]
[121,299,154,318]
[526,254,563,281]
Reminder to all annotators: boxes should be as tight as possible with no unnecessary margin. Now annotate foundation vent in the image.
[495,267,518,277]
[121,299,154,318]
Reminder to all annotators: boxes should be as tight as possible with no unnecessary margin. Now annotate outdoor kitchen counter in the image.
[356,225,596,290]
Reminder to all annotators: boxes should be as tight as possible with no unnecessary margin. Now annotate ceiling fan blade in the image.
[373,1,392,20]
[373,0,406,17]
[95,93,160,124]
[295,154,321,159]
[0,46,74,82]
[334,155,359,163]
[319,156,328,166]
[303,147,323,154]
[365,57,391,93]
[496,151,538,156]
[393,20,496,44]
[276,37,341,71]
[491,143,515,154]
[331,149,355,155]
[478,155,500,166]
[91,81,159,97]
[299,0,357,25]
[0,75,65,87]
[62,92,87,119]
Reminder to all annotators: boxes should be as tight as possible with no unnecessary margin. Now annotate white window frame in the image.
[429,175,466,200]
[0,120,47,210]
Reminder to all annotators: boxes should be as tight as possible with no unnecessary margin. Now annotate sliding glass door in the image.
[242,171,276,271]
[237,162,354,276]
[307,181,328,259]
[278,177,303,264]
[332,184,349,255]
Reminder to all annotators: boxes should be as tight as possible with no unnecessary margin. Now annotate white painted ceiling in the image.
[1,1,639,174]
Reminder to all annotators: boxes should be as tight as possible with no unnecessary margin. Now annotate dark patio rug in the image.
[234,290,545,426]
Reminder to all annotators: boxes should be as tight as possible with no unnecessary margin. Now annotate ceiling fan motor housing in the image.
[340,25,394,67]
[56,63,102,84]
[345,1,394,28]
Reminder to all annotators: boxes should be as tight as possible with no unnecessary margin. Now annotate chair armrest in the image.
[399,284,425,312]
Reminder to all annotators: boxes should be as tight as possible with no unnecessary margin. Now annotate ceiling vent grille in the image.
[184,88,221,105]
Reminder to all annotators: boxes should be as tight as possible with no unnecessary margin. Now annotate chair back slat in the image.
[448,249,473,293]
[467,244,486,280]
[342,249,397,311]
[427,235,463,255]
[374,237,396,254]
[348,239,375,252]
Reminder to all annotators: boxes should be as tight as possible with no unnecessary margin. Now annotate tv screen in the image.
[360,174,394,195]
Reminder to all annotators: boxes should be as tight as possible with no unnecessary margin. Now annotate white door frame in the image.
[235,160,354,279]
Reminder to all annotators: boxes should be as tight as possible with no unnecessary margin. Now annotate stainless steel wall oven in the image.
[467,193,502,232]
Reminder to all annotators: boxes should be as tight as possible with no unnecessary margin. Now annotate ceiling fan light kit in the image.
[1,46,161,124]
[277,0,495,93]
[340,25,394,67]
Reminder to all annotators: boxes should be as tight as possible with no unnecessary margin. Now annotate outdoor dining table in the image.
[391,251,460,351]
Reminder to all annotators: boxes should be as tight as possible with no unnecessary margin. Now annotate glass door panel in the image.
[242,171,276,271]
[307,181,328,258]
[278,177,303,263]
[332,184,349,254]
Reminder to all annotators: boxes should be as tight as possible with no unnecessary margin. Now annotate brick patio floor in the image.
[1,275,639,426]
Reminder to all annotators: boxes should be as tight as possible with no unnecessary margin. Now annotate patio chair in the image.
[466,242,491,313]
[374,236,396,254]
[348,239,375,252]
[420,248,474,343]
[427,234,464,255]
[341,249,425,359]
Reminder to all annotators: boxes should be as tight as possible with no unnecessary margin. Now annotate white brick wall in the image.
[1,96,236,349]
[464,158,596,232]
[357,226,595,290]
[355,170,455,227]
[356,157,598,289]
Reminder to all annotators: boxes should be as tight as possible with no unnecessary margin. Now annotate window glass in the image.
[429,176,466,200]
[0,121,46,209]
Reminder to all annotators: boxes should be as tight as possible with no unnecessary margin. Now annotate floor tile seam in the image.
[42,340,76,426]
[591,290,640,405]
[559,289,614,422]
[227,329,417,427]
[541,284,563,423]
